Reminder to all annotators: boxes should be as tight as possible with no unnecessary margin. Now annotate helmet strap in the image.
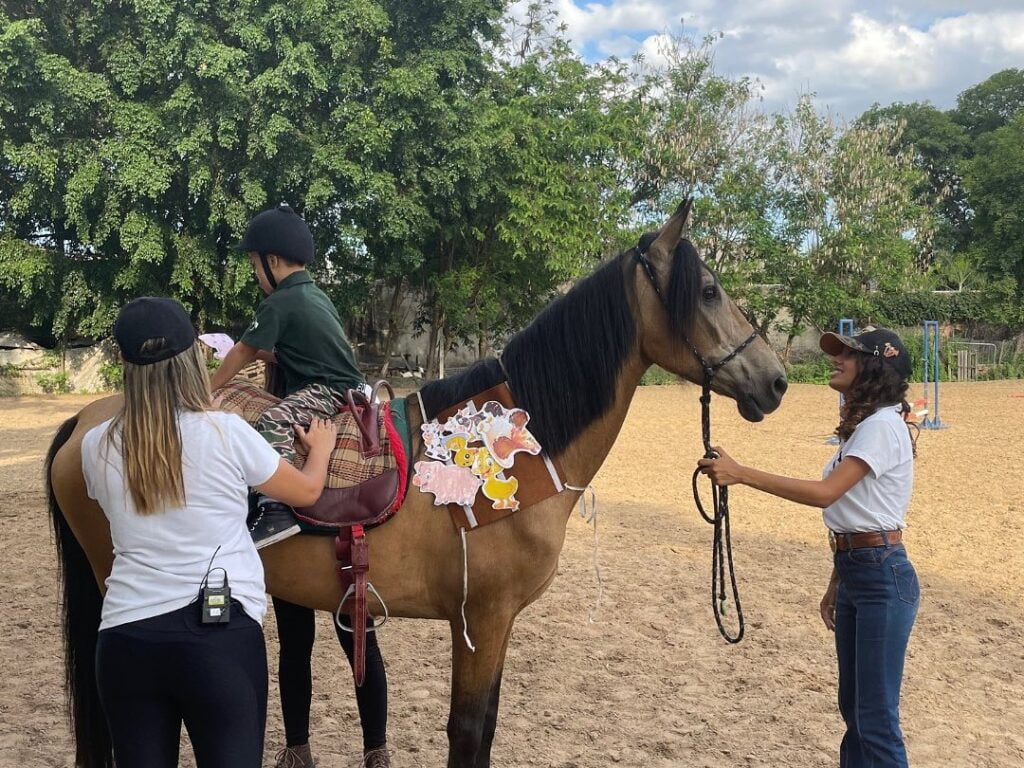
[259,251,278,290]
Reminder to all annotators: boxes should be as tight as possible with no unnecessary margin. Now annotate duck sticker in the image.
[414,401,542,511]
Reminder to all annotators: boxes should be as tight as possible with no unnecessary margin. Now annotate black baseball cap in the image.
[236,204,314,265]
[820,325,912,380]
[114,297,197,365]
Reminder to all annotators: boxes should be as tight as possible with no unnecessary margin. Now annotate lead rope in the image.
[691,375,744,643]
[633,244,754,643]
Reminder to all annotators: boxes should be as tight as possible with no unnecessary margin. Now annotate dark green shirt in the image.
[240,271,364,396]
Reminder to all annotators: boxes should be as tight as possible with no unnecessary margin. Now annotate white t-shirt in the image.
[81,410,281,630]
[822,404,914,533]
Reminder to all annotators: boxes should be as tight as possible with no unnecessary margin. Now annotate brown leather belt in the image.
[830,529,902,552]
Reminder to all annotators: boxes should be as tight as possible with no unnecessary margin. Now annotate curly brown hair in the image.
[835,353,919,455]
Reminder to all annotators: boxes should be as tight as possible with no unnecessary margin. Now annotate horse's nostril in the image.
[773,376,789,397]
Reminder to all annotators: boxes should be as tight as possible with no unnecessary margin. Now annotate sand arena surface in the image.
[1,382,1022,767]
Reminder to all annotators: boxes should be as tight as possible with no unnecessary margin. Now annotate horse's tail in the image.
[46,416,113,768]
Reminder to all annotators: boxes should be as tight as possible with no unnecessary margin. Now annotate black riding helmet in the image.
[236,204,314,289]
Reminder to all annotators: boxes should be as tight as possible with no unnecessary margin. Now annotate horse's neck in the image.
[556,351,648,487]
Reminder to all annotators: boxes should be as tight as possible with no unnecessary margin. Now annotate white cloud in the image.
[517,1,1024,118]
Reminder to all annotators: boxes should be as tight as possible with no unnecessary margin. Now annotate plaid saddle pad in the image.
[214,380,408,528]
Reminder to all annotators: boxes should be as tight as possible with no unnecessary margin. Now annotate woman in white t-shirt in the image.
[81,297,338,768]
[699,326,920,768]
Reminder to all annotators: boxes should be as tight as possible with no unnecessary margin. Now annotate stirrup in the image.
[334,580,389,632]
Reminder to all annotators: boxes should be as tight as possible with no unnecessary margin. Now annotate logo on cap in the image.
[883,342,899,359]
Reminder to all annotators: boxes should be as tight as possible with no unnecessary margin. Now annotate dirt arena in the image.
[1,381,1022,767]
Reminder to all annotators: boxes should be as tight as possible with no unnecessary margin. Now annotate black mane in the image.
[419,241,702,457]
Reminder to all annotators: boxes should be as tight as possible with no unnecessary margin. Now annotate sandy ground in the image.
[1,381,1023,767]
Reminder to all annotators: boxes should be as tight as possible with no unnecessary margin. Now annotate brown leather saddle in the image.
[214,377,408,685]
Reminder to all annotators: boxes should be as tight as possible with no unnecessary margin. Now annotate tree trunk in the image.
[425,303,447,381]
[378,276,405,377]
[782,332,797,364]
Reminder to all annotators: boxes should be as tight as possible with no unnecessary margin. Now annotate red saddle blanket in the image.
[214,380,408,529]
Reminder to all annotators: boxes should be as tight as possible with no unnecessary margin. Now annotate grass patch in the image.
[641,365,679,386]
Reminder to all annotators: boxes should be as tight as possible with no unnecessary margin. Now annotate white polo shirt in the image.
[822,404,914,533]
[82,410,281,630]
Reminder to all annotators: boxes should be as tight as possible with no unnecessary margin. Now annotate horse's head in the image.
[633,200,788,422]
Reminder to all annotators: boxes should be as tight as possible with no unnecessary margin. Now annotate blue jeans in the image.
[834,544,919,768]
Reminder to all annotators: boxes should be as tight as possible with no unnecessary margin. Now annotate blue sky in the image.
[510,1,1024,119]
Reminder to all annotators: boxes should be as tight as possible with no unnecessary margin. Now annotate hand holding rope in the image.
[692,374,745,644]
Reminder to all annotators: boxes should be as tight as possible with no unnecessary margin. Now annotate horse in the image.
[46,201,788,768]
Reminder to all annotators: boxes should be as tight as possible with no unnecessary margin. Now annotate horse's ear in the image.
[648,199,693,257]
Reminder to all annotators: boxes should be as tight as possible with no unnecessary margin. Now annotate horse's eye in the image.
[702,285,719,302]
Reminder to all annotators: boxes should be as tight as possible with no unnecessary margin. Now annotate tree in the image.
[857,102,971,255]
[952,68,1024,138]
[401,1,636,376]
[962,112,1024,320]
[0,1,405,342]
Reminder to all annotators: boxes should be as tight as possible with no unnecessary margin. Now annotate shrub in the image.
[36,371,71,394]
[786,358,833,384]
[99,361,123,390]
[641,365,679,385]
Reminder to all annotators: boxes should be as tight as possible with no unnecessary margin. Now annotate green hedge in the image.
[866,290,1006,327]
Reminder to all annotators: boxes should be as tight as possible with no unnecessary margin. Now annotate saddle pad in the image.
[430,383,564,530]
[214,380,409,523]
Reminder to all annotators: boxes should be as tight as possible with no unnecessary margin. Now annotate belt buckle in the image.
[828,530,837,554]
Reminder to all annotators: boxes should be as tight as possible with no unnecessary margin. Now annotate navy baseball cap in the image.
[236,204,314,265]
[820,325,912,380]
[114,297,197,365]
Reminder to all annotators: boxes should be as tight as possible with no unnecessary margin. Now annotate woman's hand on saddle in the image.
[295,418,338,456]
[697,446,745,487]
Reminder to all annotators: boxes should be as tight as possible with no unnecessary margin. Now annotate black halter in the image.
[634,245,757,643]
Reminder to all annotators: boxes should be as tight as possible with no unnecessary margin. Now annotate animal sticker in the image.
[474,404,541,469]
[412,461,481,507]
[414,401,542,511]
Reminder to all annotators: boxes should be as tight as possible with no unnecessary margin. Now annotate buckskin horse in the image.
[45,201,788,767]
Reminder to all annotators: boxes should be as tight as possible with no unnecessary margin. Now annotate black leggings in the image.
[273,597,388,750]
[95,602,267,768]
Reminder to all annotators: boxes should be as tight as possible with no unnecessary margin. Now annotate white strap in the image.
[565,484,604,623]
[459,527,476,652]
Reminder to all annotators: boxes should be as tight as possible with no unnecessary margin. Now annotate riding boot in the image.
[275,743,317,768]
[249,495,301,549]
[360,746,391,768]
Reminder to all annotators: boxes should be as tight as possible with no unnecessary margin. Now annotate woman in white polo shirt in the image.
[699,326,920,768]
[81,297,337,768]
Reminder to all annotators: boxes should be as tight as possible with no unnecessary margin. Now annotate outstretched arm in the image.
[210,341,260,392]
[698,447,870,509]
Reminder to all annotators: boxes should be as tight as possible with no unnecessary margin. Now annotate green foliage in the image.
[952,68,1024,137]
[640,366,678,386]
[980,355,1024,381]
[36,370,70,393]
[99,360,122,390]
[785,358,833,385]
[865,291,998,327]
[0,362,18,378]
[962,113,1024,312]
[1,1,1021,369]
[859,70,1024,322]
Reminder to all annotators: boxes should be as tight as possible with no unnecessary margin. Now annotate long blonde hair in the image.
[106,340,212,514]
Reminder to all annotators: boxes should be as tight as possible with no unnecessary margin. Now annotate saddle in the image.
[214,378,408,685]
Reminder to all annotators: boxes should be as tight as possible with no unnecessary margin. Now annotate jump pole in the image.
[825,318,855,445]
[921,319,947,429]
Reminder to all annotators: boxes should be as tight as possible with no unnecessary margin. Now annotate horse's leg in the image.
[474,664,507,768]
[446,615,514,768]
